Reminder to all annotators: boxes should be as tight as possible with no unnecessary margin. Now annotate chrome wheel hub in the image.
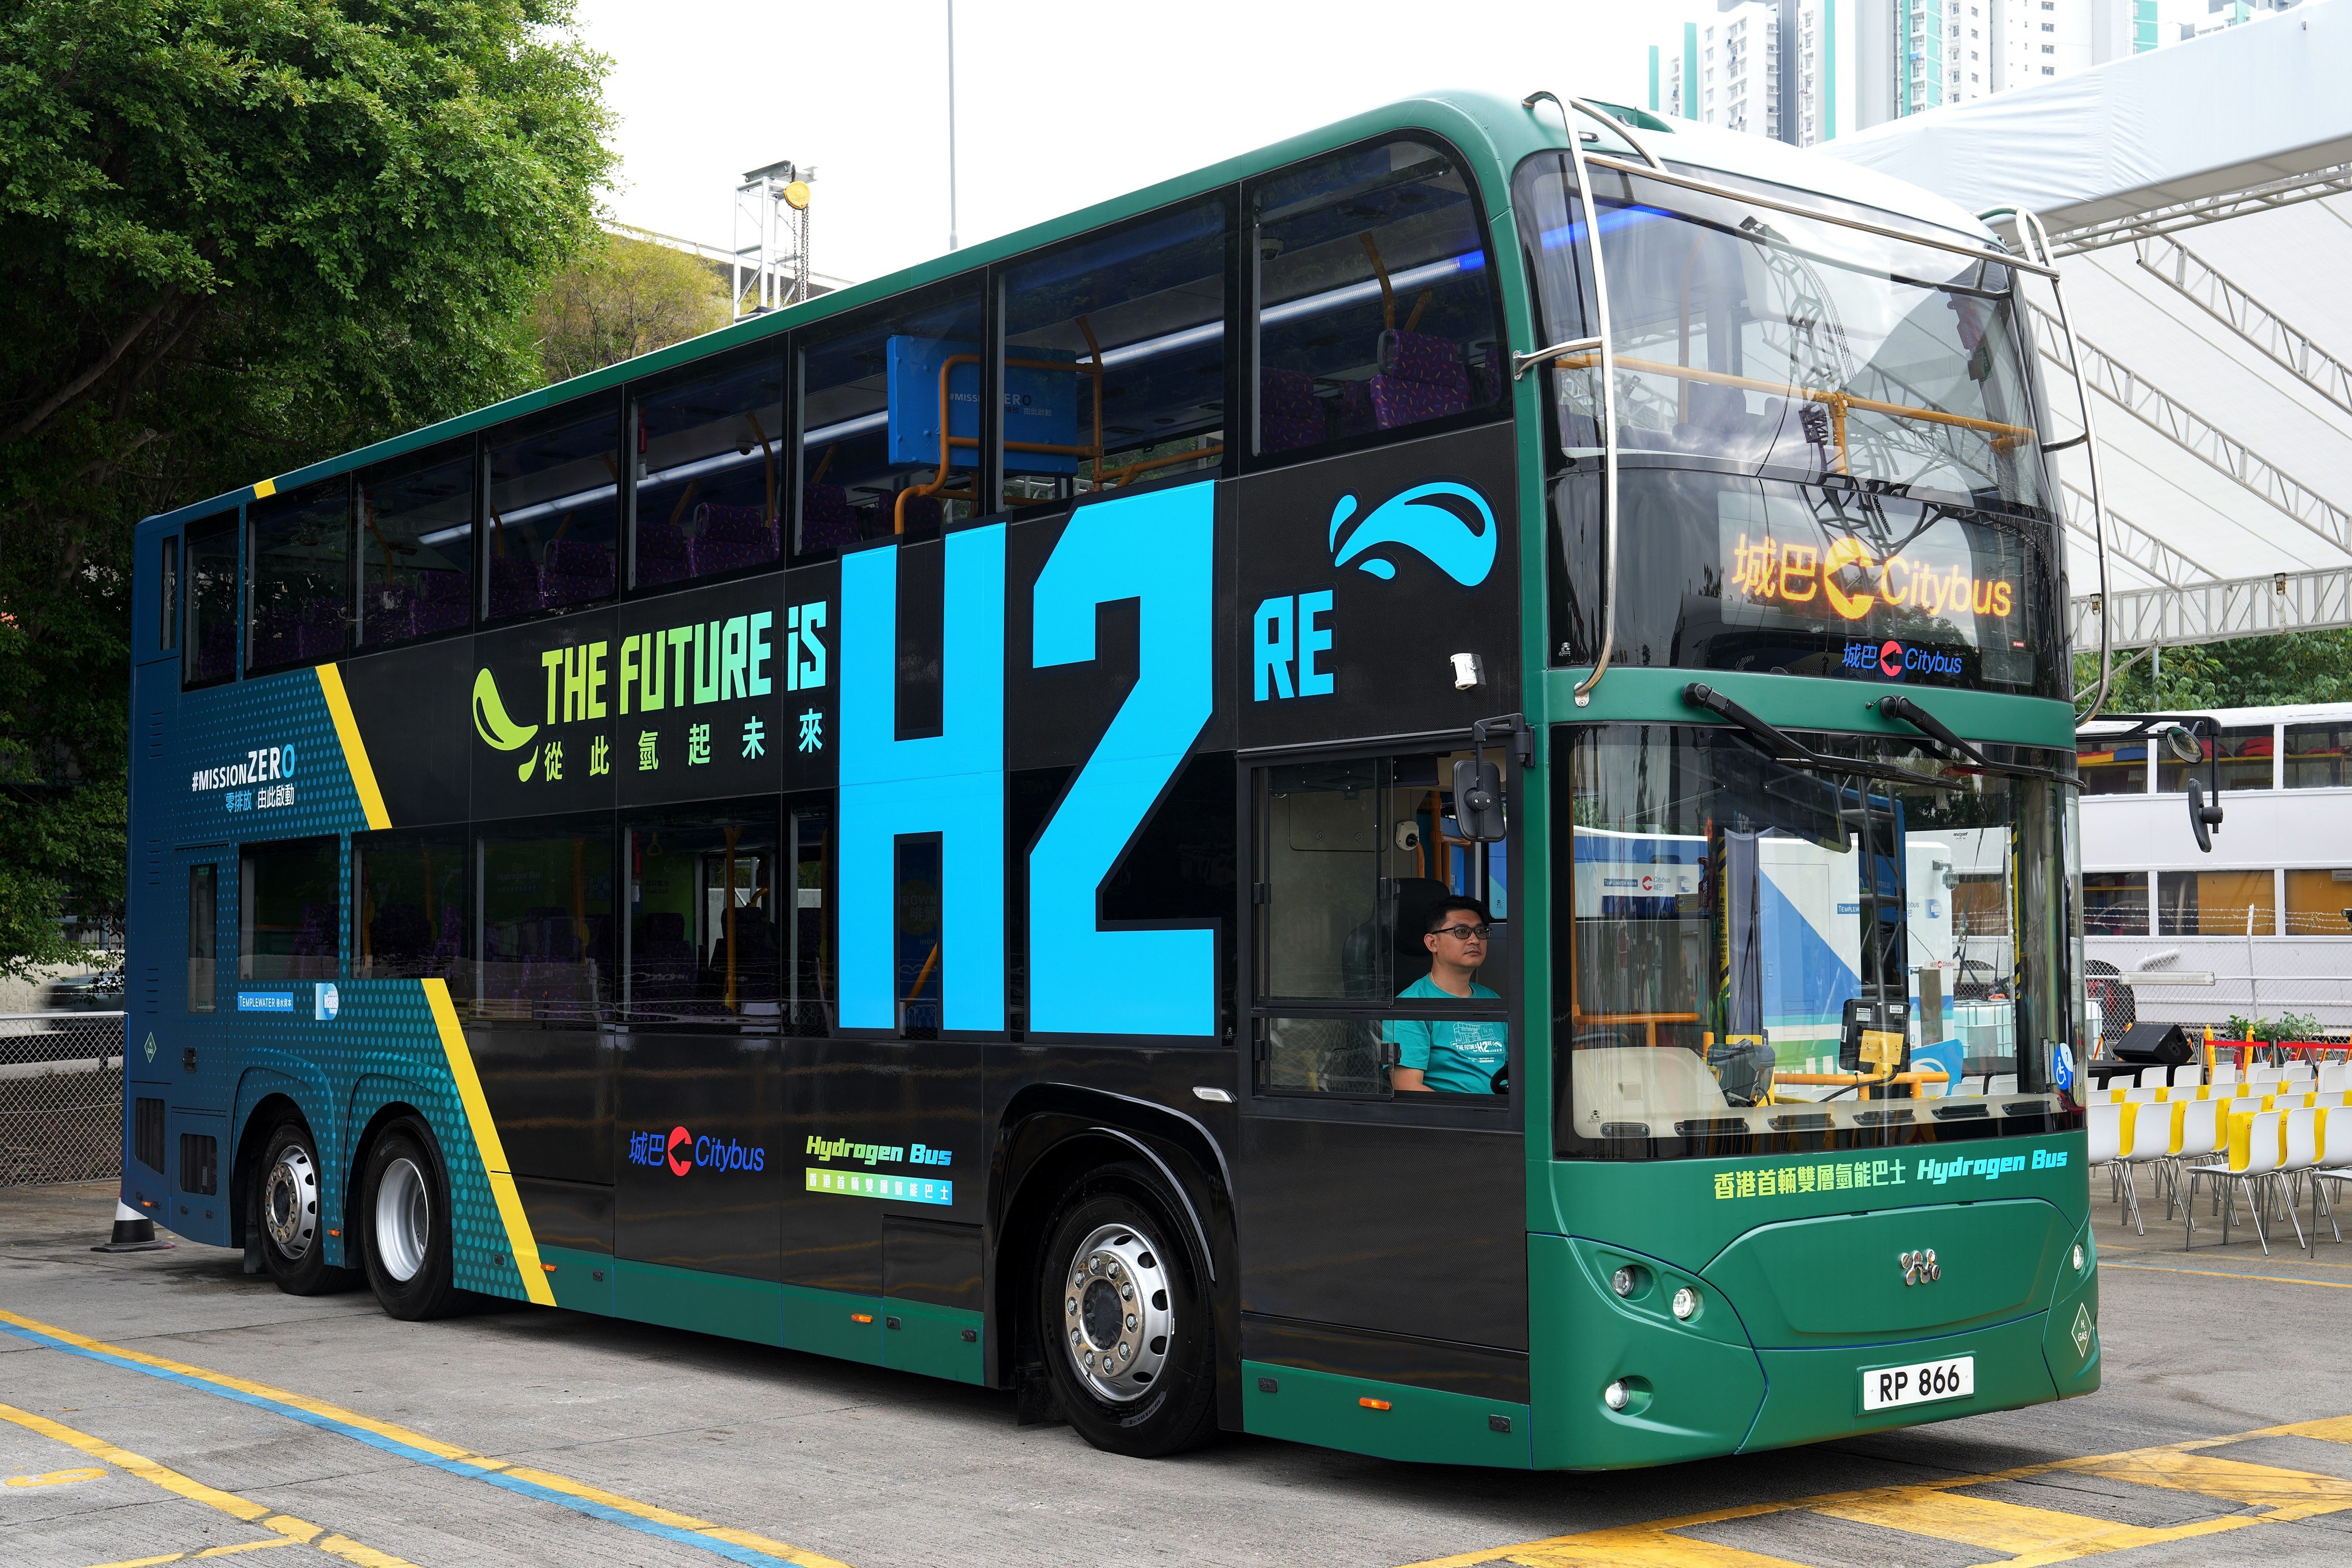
[263,1145,319,1260]
[375,1157,431,1283]
[1061,1222,1173,1404]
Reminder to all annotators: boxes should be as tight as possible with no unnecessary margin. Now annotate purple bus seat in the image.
[687,502,779,576]
[1368,329,1471,429]
[1336,379,1377,438]
[635,517,692,586]
[800,484,859,554]
[488,554,538,619]
[1259,368,1324,453]
[409,567,470,635]
[538,538,613,608]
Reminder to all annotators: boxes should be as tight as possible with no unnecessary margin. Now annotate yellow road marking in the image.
[81,1540,291,1568]
[0,1399,416,1568]
[315,665,389,831]
[421,976,555,1307]
[9,1464,107,1485]
[2102,1261,2352,1289]
[1,1307,850,1567]
[1393,1411,2352,1567]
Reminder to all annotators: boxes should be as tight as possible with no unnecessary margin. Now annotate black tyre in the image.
[255,1121,357,1295]
[359,1119,462,1321]
[1036,1163,1218,1458]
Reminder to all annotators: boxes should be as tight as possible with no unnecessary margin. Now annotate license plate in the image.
[1861,1354,1975,1412]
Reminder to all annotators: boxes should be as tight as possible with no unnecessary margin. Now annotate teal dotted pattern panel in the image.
[172,665,368,844]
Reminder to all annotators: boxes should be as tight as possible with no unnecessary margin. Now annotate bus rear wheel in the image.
[360,1119,462,1321]
[1036,1163,1217,1458]
[255,1121,356,1295]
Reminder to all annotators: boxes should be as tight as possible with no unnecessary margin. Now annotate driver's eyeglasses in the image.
[1432,924,1493,941]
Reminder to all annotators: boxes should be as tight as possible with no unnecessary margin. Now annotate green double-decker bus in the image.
[125,90,2098,1468]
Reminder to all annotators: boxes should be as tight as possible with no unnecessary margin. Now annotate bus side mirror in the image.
[2187,778,2223,853]
[1452,758,1507,841]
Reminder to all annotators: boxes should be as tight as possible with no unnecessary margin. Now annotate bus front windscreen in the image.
[1555,724,2083,1160]
[1515,156,2049,510]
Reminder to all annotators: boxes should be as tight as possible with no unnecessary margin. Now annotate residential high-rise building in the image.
[1650,0,2157,147]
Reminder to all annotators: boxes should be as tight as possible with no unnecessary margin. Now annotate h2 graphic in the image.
[839,483,1216,1037]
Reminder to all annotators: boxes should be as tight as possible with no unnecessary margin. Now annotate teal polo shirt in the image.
[1382,975,1508,1094]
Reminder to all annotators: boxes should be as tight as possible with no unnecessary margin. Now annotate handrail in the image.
[1584,155,2060,280]
[1553,352,2036,467]
[1997,204,2112,721]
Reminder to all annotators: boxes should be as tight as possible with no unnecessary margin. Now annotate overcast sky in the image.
[572,0,2218,287]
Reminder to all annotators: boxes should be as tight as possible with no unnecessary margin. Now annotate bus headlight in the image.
[2072,1243,2085,1272]
[1611,1267,1636,1297]
[1671,1287,1700,1320]
[1604,1380,1631,1411]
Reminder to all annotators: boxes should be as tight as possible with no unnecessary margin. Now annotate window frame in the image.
[354,435,481,651]
[1239,130,1512,477]
[235,834,345,983]
[245,474,355,678]
[181,510,242,691]
[159,534,179,654]
[472,809,621,1028]
[480,393,628,627]
[625,342,792,599]
[1239,737,1520,1125]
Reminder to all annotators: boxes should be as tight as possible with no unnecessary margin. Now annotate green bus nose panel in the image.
[1702,1200,2068,1346]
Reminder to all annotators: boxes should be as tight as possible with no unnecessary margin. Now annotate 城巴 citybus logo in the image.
[626,1126,767,1177]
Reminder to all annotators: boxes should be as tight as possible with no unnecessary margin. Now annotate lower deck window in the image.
[239,837,339,982]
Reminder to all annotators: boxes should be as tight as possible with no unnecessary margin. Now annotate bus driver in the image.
[1385,898,1507,1094]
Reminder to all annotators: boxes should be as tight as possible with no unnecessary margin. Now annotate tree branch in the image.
[2,286,181,445]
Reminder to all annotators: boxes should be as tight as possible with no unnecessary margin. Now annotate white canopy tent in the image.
[1825,2,2352,658]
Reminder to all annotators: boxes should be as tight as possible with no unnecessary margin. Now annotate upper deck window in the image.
[800,281,985,554]
[184,513,239,686]
[2287,721,2352,788]
[1002,195,1230,504]
[358,442,475,648]
[248,478,351,675]
[1515,155,2049,512]
[2157,724,2272,792]
[1249,138,1505,460]
[632,350,785,589]
[485,397,622,621]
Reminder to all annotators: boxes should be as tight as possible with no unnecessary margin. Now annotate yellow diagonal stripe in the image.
[315,663,390,830]
[422,977,555,1307]
[2054,1447,2352,1520]
[80,1540,289,1568]
[0,1399,417,1568]
[2,1307,851,1567]
[1808,1488,2215,1558]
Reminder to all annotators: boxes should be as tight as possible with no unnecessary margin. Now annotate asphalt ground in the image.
[4,1177,2351,1568]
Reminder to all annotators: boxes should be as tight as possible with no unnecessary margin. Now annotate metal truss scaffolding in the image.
[2049,161,2352,256]
[2073,565,2352,650]
[2133,234,2352,419]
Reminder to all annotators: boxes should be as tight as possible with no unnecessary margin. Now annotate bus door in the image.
[1237,750,1528,1396]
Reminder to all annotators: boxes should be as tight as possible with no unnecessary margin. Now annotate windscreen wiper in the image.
[1682,683,1963,792]
[1870,693,2057,781]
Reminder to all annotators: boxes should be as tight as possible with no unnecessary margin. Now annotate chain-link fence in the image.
[0,1013,124,1188]
[2085,934,2352,1051]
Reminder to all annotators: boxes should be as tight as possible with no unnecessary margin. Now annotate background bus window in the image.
[624,806,779,1022]
[896,836,943,1036]
[632,350,785,589]
[248,477,352,674]
[358,443,475,647]
[2075,734,2146,794]
[353,830,470,992]
[485,397,621,620]
[787,805,832,1034]
[184,515,239,685]
[2285,868,2352,935]
[1002,196,1229,507]
[2285,721,2352,787]
[2157,724,2272,792]
[187,865,217,1011]
[159,535,179,652]
[798,281,984,556]
[2157,868,2277,936]
[238,837,341,982]
[2082,871,2150,936]
[1257,753,1505,1095]
[480,822,613,1023]
[1250,138,1503,458]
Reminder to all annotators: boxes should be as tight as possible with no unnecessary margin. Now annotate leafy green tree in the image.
[533,231,731,385]
[2077,628,2352,713]
[0,0,613,975]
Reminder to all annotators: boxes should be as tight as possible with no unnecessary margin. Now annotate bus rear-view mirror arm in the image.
[1453,714,1532,843]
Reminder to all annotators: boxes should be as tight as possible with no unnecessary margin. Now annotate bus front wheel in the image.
[359,1119,462,1321]
[254,1121,356,1295]
[1036,1162,1217,1458]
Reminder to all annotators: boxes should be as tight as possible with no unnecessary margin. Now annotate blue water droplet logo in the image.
[1328,481,1497,586]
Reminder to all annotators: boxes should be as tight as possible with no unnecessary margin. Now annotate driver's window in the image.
[1254,752,1509,1098]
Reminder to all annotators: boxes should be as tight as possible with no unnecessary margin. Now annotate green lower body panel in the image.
[2043,1223,2102,1399]
[1242,1361,1531,1467]
[882,1298,984,1384]
[615,1259,783,1347]
[537,1245,614,1316]
[782,1283,885,1365]
[1741,1312,2058,1454]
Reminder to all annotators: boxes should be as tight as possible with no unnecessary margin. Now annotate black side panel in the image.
[1242,1312,1528,1403]
[1235,1117,1527,1351]
[338,636,472,828]
[885,1216,983,1311]
[615,1029,782,1279]
[516,1175,614,1254]
[466,1024,613,1184]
